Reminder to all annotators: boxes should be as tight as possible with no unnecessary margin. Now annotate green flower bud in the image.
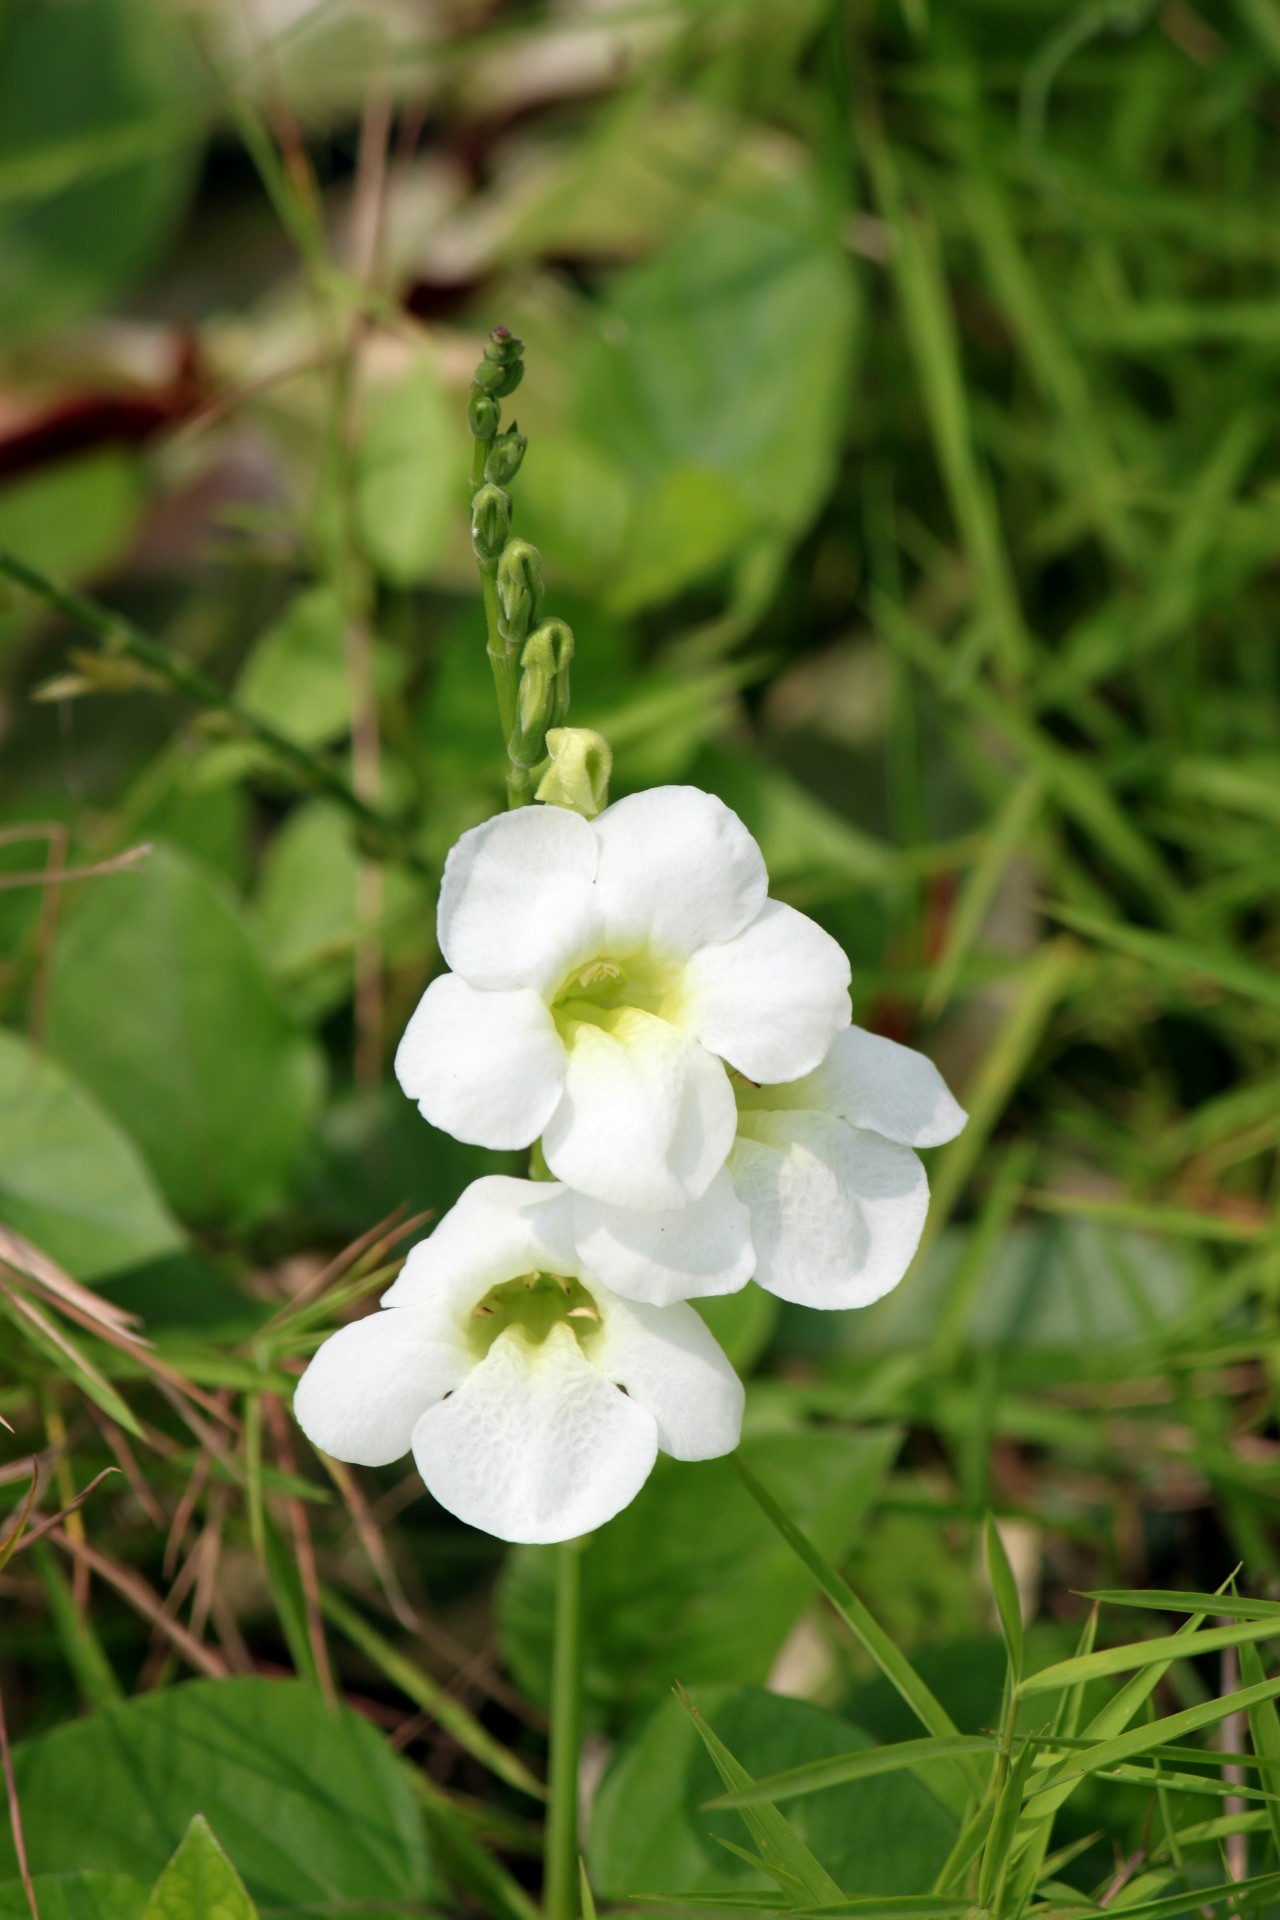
[468,390,500,438]
[471,484,511,561]
[509,632,557,769]
[483,326,523,366]
[535,727,612,820]
[496,538,544,643]
[490,360,524,399]
[536,616,573,727]
[484,427,527,485]
[472,359,507,395]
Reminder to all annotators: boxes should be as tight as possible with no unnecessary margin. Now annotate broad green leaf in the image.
[0,1677,440,1916]
[141,1819,256,1920]
[0,1874,147,1920]
[256,801,421,1023]
[591,1690,956,1903]
[0,1028,184,1281]
[356,356,460,586]
[498,1429,900,1723]
[0,0,201,337]
[0,453,142,602]
[607,466,755,616]
[576,173,856,542]
[235,588,352,751]
[45,842,324,1224]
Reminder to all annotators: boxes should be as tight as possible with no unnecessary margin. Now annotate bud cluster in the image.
[466,327,601,814]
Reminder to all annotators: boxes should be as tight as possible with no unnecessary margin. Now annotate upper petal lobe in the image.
[592,786,768,957]
[681,899,851,1083]
[439,805,601,993]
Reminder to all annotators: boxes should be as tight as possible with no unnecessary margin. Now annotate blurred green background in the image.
[1,0,1278,1911]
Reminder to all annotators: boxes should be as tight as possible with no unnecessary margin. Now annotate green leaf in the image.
[235,588,353,751]
[703,1737,997,1811]
[497,1429,900,1723]
[1236,1638,1280,1862]
[590,1690,957,1904]
[0,0,201,338]
[1032,1675,1280,1796]
[356,356,460,586]
[0,1874,147,1920]
[732,1455,980,1809]
[45,842,325,1224]
[984,1516,1025,1684]
[576,173,856,542]
[676,1688,845,1905]
[0,1677,441,1917]
[1021,1617,1280,1695]
[0,1028,184,1281]
[141,1820,256,1920]
[607,466,755,616]
[0,453,143,605]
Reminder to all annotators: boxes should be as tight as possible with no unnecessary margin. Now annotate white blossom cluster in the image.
[295,787,965,1543]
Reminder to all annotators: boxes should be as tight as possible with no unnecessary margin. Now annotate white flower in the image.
[293,1176,744,1544]
[395,787,851,1211]
[567,1026,966,1313]
[730,1025,966,1308]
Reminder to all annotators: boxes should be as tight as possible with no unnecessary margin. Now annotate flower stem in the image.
[0,546,428,876]
[544,1537,585,1920]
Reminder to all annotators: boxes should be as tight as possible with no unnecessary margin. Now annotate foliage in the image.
[1,0,1278,1915]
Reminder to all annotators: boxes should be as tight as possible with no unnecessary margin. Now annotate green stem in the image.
[544,1538,585,1920]
[0,546,428,877]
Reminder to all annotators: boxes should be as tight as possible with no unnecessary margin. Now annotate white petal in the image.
[796,1025,967,1147]
[681,899,852,1083]
[730,1112,928,1309]
[569,1169,754,1306]
[395,973,565,1151]
[592,786,768,957]
[438,805,601,993]
[294,1306,470,1467]
[592,1292,744,1460]
[383,1176,577,1308]
[410,1323,658,1543]
[542,1008,736,1209]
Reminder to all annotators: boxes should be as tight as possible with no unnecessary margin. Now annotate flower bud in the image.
[538,616,574,727]
[484,326,523,367]
[484,427,527,485]
[470,484,511,561]
[496,538,544,643]
[507,620,573,769]
[535,727,612,820]
[467,390,500,438]
[473,328,525,399]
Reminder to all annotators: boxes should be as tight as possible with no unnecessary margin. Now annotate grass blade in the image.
[733,1456,981,1806]
[703,1736,997,1810]
[675,1684,845,1905]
